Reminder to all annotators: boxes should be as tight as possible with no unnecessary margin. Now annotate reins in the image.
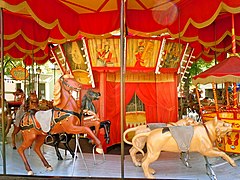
[203,123,215,144]
[59,76,81,109]
[60,76,81,92]
[50,75,84,126]
[53,106,81,120]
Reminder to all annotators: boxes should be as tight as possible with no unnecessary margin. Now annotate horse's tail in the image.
[123,125,147,145]
[132,132,151,157]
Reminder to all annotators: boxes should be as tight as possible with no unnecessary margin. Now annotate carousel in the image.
[1,0,240,179]
[193,55,240,154]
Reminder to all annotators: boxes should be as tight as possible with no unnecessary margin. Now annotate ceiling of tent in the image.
[1,0,240,64]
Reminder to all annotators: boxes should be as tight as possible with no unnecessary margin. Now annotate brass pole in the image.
[0,8,6,174]
[225,82,230,107]
[195,86,202,116]
[120,0,126,178]
[212,83,219,118]
[233,82,237,108]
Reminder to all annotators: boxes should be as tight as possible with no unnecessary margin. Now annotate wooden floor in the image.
[0,135,240,180]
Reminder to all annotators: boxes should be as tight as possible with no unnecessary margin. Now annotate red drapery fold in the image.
[105,82,137,145]
[157,81,178,123]
[136,83,158,122]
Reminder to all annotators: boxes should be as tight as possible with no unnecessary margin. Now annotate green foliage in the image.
[3,56,24,75]
[189,58,215,79]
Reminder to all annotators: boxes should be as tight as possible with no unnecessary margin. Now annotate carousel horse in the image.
[37,99,75,159]
[12,93,75,160]
[132,117,236,179]
[0,97,8,139]
[53,89,111,160]
[11,91,38,149]
[81,89,111,144]
[17,73,103,175]
[5,88,25,138]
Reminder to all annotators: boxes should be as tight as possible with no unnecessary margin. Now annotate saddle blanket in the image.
[15,105,25,127]
[35,109,52,133]
[169,126,194,152]
[147,123,194,152]
[147,123,167,130]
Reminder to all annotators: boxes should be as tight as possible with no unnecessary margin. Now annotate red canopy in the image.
[2,0,240,64]
[193,56,240,84]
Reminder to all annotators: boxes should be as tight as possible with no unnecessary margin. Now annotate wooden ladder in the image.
[178,44,194,89]
[49,44,72,75]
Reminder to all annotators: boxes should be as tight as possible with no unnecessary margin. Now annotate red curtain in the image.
[137,83,158,122]
[105,80,178,147]
[156,81,178,123]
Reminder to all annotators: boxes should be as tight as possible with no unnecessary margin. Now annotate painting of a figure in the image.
[88,38,120,67]
[162,42,184,68]
[63,41,87,71]
[127,38,161,68]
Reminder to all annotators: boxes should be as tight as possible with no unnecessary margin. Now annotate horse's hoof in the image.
[134,162,142,167]
[46,166,53,171]
[149,167,156,175]
[12,146,17,150]
[27,171,34,175]
[96,148,103,154]
[105,138,110,144]
[88,139,93,144]
[231,162,237,167]
[58,157,63,161]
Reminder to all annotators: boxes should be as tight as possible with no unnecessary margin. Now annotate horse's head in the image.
[86,89,101,101]
[60,74,82,92]
[53,73,82,106]
[25,91,39,110]
[29,91,38,103]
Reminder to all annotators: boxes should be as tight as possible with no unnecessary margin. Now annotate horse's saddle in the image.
[147,123,194,152]
[169,126,194,152]
[147,123,167,130]
[35,109,52,133]
[15,105,26,126]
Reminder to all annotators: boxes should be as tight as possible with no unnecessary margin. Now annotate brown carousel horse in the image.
[5,88,25,138]
[53,89,111,160]
[11,92,75,159]
[11,91,38,149]
[17,73,103,175]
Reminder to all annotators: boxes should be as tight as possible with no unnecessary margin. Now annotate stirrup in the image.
[45,135,54,144]
[180,152,191,168]
[92,145,105,165]
[59,133,68,143]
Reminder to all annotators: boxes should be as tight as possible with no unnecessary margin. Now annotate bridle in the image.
[60,76,81,92]
[57,76,81,110]
[203,123,215,144]
[52,76,82,124]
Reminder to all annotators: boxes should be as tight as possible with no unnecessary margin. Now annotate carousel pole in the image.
[231,14,236,54]
[225,82,230,107]
[233,82,237,108]
[212,83,219,115]
[24,61,27,100]
[195,85,202,116]
[0,8,6,174]
[120,0,126,178]
[231,14,237,108]
[178,7,184,119]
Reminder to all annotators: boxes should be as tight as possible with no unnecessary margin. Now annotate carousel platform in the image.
[0,135,240,180]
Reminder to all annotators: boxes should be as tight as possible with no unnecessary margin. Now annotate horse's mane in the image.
[53,73,74,106]
[81,90,98,113]
[81,94,88,109]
